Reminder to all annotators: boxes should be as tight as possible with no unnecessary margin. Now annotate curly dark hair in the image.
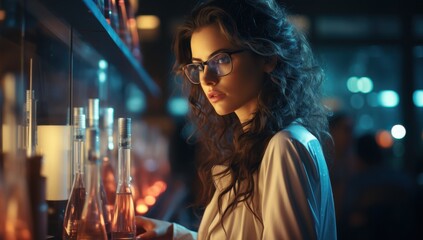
[173,0,331,224]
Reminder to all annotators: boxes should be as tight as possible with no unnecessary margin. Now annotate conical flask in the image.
[77,128,107,240]
[88,98,112,238]
[111,118,135,239]
[63,108,87,239]
[101,108,117,220]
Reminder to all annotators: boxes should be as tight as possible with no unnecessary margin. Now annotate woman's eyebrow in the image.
[191,48,231,62]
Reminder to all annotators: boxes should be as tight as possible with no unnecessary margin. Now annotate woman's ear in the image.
[263,55,277,73]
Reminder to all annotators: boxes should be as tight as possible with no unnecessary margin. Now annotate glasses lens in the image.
[184,64,202,84]
[208,53,232,76]
[184,52,234,84]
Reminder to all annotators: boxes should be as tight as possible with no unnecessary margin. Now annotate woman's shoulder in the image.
[262,121,326,179]
[269,121,317,147]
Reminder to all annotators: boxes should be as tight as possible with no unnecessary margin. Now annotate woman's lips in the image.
[207,90,225,103]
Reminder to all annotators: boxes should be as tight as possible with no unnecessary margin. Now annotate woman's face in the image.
[190,23,268,123]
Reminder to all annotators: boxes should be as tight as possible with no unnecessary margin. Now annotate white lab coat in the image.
[172,122,337,240]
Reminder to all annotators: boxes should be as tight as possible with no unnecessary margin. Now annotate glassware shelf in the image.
[27,0,160,97]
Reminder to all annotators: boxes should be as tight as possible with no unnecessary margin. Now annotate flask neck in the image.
[100,127,114,160]
[73,138,85,175]
[117,138,131,190]
[86,161,101,195]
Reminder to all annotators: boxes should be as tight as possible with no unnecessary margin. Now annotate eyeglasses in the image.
[182,49,245,84]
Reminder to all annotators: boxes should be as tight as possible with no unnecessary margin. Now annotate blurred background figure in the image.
[337,132,417,240]
[328,111,355,224]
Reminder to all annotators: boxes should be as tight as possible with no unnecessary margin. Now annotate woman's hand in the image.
[136,216,173,240]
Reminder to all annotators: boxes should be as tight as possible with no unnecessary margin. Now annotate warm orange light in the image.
[128,18,136,28]
[136,15,160,30]
[154,180,167,192]
[144,195,156,206]
[0,10,5,21]
[376,130,393,148]
[146,185,161,197]
[136,200,149,214]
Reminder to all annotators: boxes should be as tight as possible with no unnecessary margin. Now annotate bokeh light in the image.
[98,71,107,83]
[136,199,149,214]
[378,90,399,107]
[413,90,423,107]
[391,124,406,139]
[347,76,360,93]
[98,59,108,69]
[167,97,189,116]
[376,130,393,148]
[347,76,373,93]
[357,77,373,93]
[144,195,156,206]
[350,94,364,109]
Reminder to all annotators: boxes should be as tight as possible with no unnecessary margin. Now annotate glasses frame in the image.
[182,49,245,84]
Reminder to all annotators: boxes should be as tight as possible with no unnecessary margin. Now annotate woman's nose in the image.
[201,66,218,85]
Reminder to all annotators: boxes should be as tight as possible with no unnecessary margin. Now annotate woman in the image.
[137,0,337,239]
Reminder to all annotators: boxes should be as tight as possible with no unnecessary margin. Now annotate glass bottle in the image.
[111,118,135,239]
[25,87,48,240]
[123,0,141,61]
[101,108,117,218]
[63,108,87,239]
[88,98,112,238]
[85,99,98,194]
[104,0,119,30]
[25,73,47,240]
[77,128,107,240]
[116,0,132,48]
[25,89,37,157]
[88,99,100,130]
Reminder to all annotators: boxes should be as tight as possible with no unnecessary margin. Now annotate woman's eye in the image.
[194,64,203,70]
[215,55,230,64]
